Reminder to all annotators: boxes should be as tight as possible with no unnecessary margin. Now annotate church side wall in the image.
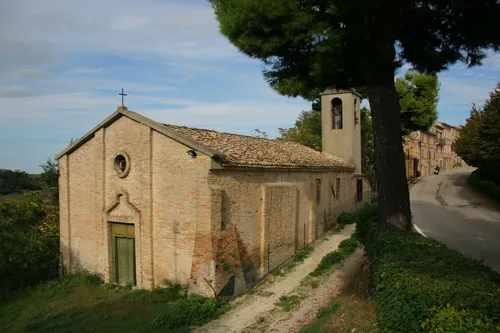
[208,170,361,291]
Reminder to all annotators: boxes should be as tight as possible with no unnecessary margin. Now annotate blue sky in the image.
[1,0,499,173]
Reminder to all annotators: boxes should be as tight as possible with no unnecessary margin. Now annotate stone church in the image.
[57,89,371,297]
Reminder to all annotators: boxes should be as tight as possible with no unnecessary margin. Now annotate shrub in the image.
[338,237,359,255]
[0,191,59,295]
[354,203,380,248]
[309,251,344,277]
[421,304,499,333]
[337,212,358,225]
[354,202,500,332]
[469,169,500,204]
[152,296,227,329]
[371,231,500,332]
[293,246,314,263]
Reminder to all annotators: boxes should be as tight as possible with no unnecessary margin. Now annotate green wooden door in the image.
[111,223,136,285]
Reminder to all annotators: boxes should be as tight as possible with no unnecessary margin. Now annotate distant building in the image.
[403,121,466,178]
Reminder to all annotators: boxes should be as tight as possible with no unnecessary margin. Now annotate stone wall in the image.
[207,170,365,293]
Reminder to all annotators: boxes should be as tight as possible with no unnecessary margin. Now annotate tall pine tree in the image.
[208,0,500,230]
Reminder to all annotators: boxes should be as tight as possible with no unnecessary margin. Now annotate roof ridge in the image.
[163,123,285,143]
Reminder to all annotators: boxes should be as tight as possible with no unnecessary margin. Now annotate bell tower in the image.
[321,89,362,174]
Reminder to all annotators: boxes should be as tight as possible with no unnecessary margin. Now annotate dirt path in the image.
[193,224,356,333]
[265,248,365,333]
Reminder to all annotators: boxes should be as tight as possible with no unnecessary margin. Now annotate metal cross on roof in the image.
[119,88,127,106]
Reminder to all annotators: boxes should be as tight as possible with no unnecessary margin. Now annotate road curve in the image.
[410,167,500,272]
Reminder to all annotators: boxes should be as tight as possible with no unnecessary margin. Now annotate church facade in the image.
[57,89,371,297]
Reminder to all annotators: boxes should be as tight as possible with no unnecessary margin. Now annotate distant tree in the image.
[277,99,322,150]
[396,72,440,136]
[251,128,269,138]
[39,158,58,189]
[0,169,40,195]
[454,83,500,184]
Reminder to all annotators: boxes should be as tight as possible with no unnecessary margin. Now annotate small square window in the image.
[316,179,321,205]
[356,179,363,202]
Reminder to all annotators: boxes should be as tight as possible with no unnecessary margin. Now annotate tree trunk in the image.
[367,83,412,232]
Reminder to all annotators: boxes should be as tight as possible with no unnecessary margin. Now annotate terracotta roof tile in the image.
[163,124,354,171]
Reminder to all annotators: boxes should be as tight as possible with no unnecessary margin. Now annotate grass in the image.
[0,272,228,333]
[271,245,315,277]
[277,294,301,312]
[300,255,378,333]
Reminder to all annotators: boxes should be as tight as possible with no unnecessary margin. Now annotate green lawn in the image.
[0,273,228,333]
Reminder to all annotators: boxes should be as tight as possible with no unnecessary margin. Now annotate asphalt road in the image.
[410,167,500,272]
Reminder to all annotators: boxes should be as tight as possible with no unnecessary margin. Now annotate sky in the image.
[1,0,500,173]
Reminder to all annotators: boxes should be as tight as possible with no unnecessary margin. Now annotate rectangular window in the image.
[356,179,363,202]
[316,179,321,205]
[336,177,341,199]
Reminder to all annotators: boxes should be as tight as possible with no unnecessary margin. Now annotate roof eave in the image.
[56,110,122,160]
[56,107,227,160]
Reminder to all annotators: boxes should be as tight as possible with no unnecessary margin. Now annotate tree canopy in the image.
[453,83,500,184]
[396,72,440,135]
[209,0,500,231]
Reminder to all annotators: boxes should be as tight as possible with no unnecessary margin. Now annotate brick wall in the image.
[60,115,214,292]
[207,170,362,291]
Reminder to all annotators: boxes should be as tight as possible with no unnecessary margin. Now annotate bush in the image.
[364,231,500,332]
[152,296,227,329]
[354,203,380,248]
[469,169,500,204]
[338,237,359,255]
[337,212,358,225]
[422,304,499,332]
[309,251,345,277]
[354,202,500,332]
[0,191,59,295]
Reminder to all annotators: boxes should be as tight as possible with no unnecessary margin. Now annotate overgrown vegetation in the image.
[0,169,41,195]
[277,294,301,312]
[309,226,360,278]
[355,203,500,332]
[469,163,500,204]
[454,83,500,186]
[0,272,228,333]
[0,159,59,296]
[300,246,377,333]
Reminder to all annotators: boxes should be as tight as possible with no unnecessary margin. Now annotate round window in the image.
[114,153,130,178]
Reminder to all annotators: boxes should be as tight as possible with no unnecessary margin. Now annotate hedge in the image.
[469,169,500,204]
[353,204,500,332]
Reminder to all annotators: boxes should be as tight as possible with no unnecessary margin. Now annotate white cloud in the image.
[70,67,104,74]
[0,85,35,98]
[9,69,51,79]
[0,0,243,75]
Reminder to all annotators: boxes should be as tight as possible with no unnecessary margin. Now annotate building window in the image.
[356,179,363,202]
[354,99,359,127]
[114,152,131,178]
[336,177,341,199]
[331,98,343,129]
[316,179,321,205]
